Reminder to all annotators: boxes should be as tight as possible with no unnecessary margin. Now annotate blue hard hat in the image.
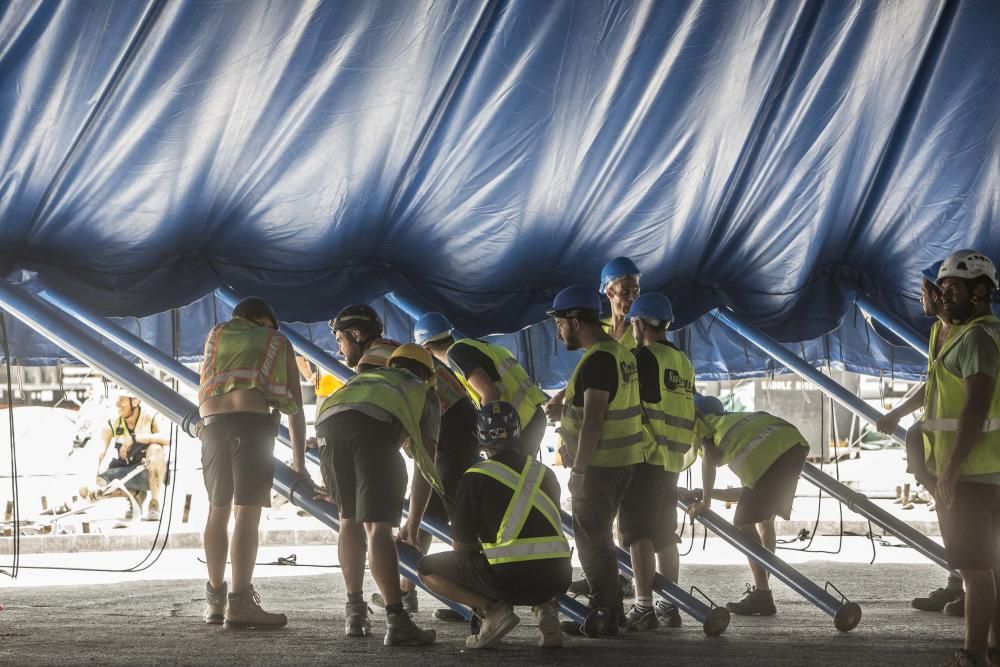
[599,257,642,293]
[476,401,521,455]
[921,260,943,285]
[547,285,602,317]
[413,312,454,346]
[627,293,674,326]
[694,394,725,417]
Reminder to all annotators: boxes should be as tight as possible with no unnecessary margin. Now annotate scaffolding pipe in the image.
[712,308,948,570]
[853,295,930,360]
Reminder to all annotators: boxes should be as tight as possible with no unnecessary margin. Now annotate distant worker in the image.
[875,260,965,617]
[198,297,305,629]
[548,285,648,635]
[92,390,170,521]
[414,311,549,456]
[314,344,441,647]
[687,395,808,617]
[419,401,571,649]
[916,251,1000,667]
[621,293,696,630]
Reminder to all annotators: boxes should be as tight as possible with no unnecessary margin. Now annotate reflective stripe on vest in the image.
[639,343,697,472]
[433,363,469,414]
[705,412,805,489]
[922,315,1000,476]
[466,458,570,565]
[199,318,296,414]
[560,341,649,467]
[448,339,546,428]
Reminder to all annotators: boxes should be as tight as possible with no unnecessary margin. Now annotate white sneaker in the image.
[466,603,519,649]
[533,601,562,647]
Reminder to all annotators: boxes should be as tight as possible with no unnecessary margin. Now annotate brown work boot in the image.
[204,581,227,625]
[224,585,287,629]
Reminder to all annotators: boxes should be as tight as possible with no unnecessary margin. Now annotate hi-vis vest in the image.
[560,341,649,468]
[466,457,571,565]
[603,317,637,350]
[640,343,697,472]
[199,317,297,415]
[922,314,1000,477]
[316,367,444,494]
[703,412,806,489]
[359,338,466,415]
[110,410,157,457]
[448,339,547,428]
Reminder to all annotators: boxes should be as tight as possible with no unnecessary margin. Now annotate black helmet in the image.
[476,401,521,456]
[329,304,383,336]
[232,296,279,330]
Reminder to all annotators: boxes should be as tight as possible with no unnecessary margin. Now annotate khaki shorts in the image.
[734,445,807,525]
[200,412,278,507]
[937,480,1000,571]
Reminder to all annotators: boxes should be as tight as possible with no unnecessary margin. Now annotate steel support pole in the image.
[853,294,930,360]
[713,308,949,571]
[0,278,469,619]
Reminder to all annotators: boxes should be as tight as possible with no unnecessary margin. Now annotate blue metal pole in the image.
[713,308,949,571]
[0,278,469,619]
[854,294,930,360]
[385,291,468,340]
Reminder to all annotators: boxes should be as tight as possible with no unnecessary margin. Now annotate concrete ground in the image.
[0,543,968,666]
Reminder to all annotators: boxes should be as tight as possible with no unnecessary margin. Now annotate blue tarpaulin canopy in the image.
[1,0,998,382]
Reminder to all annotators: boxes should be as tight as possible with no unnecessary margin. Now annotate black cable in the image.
[0,313,20,578]
[196,554,341,569]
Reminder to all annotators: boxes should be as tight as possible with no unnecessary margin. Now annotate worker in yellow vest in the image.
[419,401,571,649]
[413,311,549,456]
[619,293,695,631]
[687,395,808,617]
[198,297,305,629]
[547,285,649,635]
[314,344,441,647]
[916,250,1000,667]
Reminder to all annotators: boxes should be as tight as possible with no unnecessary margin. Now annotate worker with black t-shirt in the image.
[419,401,570,649]
[547,285,649,635]
[413,311,549,457]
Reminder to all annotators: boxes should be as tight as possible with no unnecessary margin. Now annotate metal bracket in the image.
[689,585,721,609]
[824,581,851,605]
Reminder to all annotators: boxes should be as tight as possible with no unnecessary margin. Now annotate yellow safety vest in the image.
[110,410,157,452]
[199,317,297,415]
[447,339,547,428]
[640,343,697,472]
[703,412,806,489]
[602,317,637,350]
[358,337,464,415]
[316,367,443,493]
[922,314,1000,476]
[466,458,571,565]
[560,341,649,468]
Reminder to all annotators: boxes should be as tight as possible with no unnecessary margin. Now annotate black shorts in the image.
[317,410,407,524]
[734,445,807,525]
[619,463,679,551]
[937,480,1000,571]
[200,412,277,508]
[418,550,571,606]
[425,445,482,526]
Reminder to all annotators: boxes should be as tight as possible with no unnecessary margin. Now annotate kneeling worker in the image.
[419,401,571,649]
[687,395,808,616]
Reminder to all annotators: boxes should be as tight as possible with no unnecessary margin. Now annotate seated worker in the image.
[419,401,571,649]
[686,395,808,616]
[92,389,170,520]
[414,312,549,457]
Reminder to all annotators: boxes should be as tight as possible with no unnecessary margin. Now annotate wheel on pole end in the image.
[834,602,862,632]
[581,607,610,638]
[702,606,730,637]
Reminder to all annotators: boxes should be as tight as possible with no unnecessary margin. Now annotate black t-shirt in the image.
[452,449,569,586]
[438,394,478,456]
[634,341,682,404]
[447,340,501,383]
[570,350,618,407]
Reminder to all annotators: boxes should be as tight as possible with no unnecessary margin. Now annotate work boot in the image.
[654,598,682,628]
[433,607,465,622]
[204,581,227,625]
[466,602,519,649]
[345,601,371,637]
[945,649,985,666]
[224,585,287,629]
[726,585,776,616]
[384,610,435,647]
[372,589,418,612]
[624,603,658,632]
[944,594,966,617]
[912,587,962,612]
[533,601,562,648]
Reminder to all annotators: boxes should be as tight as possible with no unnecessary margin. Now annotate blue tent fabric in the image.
[1,1,997,381]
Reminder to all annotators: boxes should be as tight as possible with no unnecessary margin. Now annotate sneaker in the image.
[466,603,519,649]
[204,581,227,625]
[372,589,418,613]
[433,607,465,622]
[624,604,658,632]
[345,601,371,637]
[654,599,682,628]
[726,585,776,616]
[143,506,161,522]
[944,594,966,617]
[945,649,985,666]
[912,587,962,612]
[533,601,562,648]
[224,585,287,629]
[384,610,436,647]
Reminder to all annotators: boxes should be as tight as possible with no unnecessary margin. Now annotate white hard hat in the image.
[938,249,998,289]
